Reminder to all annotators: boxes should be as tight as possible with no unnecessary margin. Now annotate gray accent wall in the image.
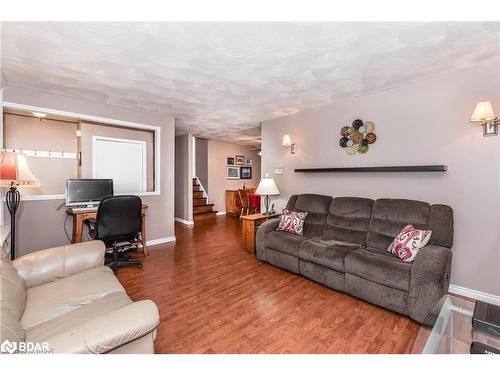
[261,61,500,297]
[2,86,176,256]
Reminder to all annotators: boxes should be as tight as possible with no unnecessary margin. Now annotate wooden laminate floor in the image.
[118,215,420,353]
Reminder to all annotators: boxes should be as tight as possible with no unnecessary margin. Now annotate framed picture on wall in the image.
[235,155,245,165]
[240,166,252,179]
[245,158,252,166]
[227,156,235,165]
[226,166,240,180]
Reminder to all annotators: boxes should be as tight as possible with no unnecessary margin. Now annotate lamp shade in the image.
[282,134,292,147]
[255,174,280,196]
[471,101,496,122]
[0,152,40,188]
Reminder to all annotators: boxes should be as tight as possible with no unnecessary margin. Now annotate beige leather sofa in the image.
[0,240,159,354]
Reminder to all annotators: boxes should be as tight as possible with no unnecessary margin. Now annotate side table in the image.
[241,213,280,254]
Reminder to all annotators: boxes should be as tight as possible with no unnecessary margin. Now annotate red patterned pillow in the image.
[387,224,432,262]
[277,209,308,236]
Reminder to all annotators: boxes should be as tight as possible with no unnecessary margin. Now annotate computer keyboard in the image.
[68,206,99,213]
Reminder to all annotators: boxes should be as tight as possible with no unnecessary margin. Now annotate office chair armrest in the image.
[45,300,160,354]
[13,240,106,288]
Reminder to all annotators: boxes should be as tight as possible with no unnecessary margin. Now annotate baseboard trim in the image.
[449,284,500,306]
[216,211,226,216]
[174,218,194,225]
[145,236,176,247]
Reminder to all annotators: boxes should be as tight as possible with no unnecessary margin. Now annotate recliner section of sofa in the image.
[256,195,454,323]
[0,240,159,354]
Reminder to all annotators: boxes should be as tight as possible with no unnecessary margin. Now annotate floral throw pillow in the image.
[277,209,308,236]
[387,224,432,262]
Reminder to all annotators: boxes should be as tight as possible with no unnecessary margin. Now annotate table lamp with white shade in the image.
[255,173,280,216]
[0,152,40,260]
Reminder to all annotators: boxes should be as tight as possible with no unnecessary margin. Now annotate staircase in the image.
[193,177,218,222]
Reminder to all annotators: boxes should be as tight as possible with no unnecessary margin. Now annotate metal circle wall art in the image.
[338,119,377,155]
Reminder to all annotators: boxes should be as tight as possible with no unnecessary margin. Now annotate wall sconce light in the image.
[282,134,297,154]
[470,101,498,137]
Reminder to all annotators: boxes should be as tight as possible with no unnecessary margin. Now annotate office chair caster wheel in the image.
[137,263,143,269]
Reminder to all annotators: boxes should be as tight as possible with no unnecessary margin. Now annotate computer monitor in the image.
[65,179,114,207]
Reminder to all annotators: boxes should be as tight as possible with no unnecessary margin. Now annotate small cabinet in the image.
[225,190,239,216]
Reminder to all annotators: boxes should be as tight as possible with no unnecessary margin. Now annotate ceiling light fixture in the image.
[32,112,47,120]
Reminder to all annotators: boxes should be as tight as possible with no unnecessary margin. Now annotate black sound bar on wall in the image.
[294,165,447,173]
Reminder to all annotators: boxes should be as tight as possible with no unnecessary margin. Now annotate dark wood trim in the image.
[294,165,447,173]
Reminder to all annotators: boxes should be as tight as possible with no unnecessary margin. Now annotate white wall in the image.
[2,86,176,254]
[261,61,500,298]
[207,140,261,212]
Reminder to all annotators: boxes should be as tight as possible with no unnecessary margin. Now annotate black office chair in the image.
[85,195,143,273]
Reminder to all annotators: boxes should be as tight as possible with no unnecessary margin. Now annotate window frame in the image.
[1,101,161,201]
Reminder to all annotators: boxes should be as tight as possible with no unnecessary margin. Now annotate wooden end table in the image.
[241,212,280,254]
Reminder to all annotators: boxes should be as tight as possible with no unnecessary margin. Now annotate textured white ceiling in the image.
[2,22,500,145]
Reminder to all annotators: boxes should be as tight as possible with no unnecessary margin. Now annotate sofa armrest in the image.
[45,300,159,354]
[256,217,280,262]
[13,240,106,288]
[408,245,452,323]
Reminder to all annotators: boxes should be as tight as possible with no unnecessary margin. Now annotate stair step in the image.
[193,191,204,198]
[193,198,207,206]
[193,185,202,192]
[193,204,215,214]
[193,211,218,222]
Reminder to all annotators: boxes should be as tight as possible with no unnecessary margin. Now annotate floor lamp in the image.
[0,152,40,260]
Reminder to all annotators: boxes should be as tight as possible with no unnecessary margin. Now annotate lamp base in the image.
[6,186,20,260]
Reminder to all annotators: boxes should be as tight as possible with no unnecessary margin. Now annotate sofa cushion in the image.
[0,257,27,321]
[323,197,374,246]
[1,306,25,343]
[21,266,125,329]
[290,194,333,237]
[345,247,412,291]
[265,230,308,256]
[345,273,409,315]
[298,238,360,272]
[428,204,454,248]
[388,224,432,262]
[277,209,308,235]
[25,291,131,343]
[366,198,431,251]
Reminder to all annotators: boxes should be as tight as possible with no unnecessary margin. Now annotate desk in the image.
[241,212,280,254]
[66,204,148,256]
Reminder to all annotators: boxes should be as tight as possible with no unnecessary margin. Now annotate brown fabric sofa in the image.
[256,194,454,323]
